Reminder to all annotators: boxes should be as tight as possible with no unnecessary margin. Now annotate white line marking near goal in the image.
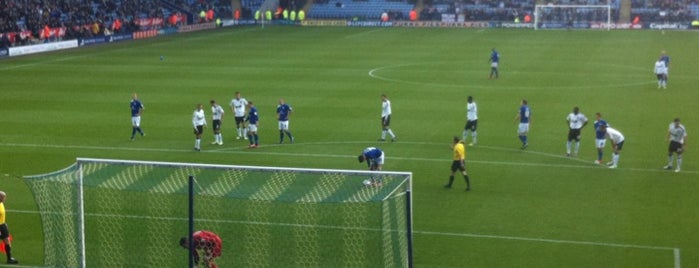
[9,208,682,267]
[2,142,697,174]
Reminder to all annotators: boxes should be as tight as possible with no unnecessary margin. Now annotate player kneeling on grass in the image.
[358,147,384,186]
[180,230,222,268]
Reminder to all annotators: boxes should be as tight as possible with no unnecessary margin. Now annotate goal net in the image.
[534,4,612,30]
[24,158,413,267]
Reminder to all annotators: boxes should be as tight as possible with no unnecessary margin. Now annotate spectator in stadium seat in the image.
[409,8,417,21]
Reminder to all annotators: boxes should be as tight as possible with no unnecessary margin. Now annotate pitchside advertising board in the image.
[0,48,8,59]
[9,40,78,57]
[78,34,133,47]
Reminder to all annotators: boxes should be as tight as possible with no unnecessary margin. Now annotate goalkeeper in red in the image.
[180,230,222,268]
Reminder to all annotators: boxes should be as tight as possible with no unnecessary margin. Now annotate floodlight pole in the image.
[188,175,195,268]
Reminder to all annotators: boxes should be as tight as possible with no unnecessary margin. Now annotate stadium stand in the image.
[308,0,414,20]
[630,0,696,22]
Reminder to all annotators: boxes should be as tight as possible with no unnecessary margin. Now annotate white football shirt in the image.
[230,98,248,117]
[605,127,624,143]
[211,105,224,120]
[467,102,478,121]
[668,123,687,144]
[193,109,206,127]
[566,112,588,129]
[654,60,667,75]
[382,99,392,118]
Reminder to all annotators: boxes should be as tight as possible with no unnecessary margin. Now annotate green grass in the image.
[1,26,698,267]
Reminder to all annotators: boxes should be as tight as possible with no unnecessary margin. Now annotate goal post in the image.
[24,158,414,267]
[534,4,612,30]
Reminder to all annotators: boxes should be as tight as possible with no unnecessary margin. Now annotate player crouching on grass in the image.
[180,230,222,268]
[358,147,384,186]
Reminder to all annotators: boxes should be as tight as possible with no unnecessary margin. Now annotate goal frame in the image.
[30,157,414,268]
[534,4,612,30]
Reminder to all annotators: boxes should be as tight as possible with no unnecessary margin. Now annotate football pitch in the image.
[1,26,698,267]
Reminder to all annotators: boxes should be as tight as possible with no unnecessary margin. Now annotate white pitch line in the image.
[2,142,697,174]
[10,209,679,250]
[414,230,676,251]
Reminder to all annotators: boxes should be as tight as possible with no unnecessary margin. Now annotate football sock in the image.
[472,131,477,143]
[518,135,524,143]
[677,156,682,169]
[248,134,253,144]
[612,153,619,165]
[463,130,469,141]
[279,131,284,142]
[195,138,200,149]
[566,141,571,154]
[381,130,386,139]
[463,175,470,189]
[243,128,248,137]
[597,150,603,161]
[131,128,137,138]
[5,244,11,259]
[574,142,580,154]
[446,176,454,187]
[238,128,242,137]
[668,155,674,166]
[254,134,259,145]
[387,129,395,138]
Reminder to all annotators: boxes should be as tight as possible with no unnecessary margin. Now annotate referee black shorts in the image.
[0,223,10,239]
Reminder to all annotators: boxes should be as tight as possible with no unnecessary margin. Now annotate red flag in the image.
[0,235,12,253]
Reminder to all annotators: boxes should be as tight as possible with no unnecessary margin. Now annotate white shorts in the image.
[370,152,385,166]
[278,120,289,130]
[248,124,258,132]
[518,123,529,134]
[491,62,499,68]
[131,116,141,127]
[596,139,606,148]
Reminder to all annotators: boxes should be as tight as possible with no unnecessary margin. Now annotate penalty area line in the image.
[415,230,681,268]
[8,208,682,268]
[2,142,697,175]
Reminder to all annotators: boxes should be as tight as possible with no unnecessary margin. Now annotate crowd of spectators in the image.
[1,0,239,48]
[631,0,697,22]
[418,0,695,22]
[1,0,169,47]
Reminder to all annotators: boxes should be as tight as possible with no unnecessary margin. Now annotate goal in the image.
[24,158,413,267]
[534,4,612,30]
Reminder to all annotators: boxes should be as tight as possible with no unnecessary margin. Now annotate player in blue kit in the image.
[358,147,384,171]
[488,48,500,79]
[358,147,384,186]
[130,93,145,141]
[514,99,530,149]
[246,102,259,148]
[593,113,608,164]
[659,50,670,85]
[276,98,294,144]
